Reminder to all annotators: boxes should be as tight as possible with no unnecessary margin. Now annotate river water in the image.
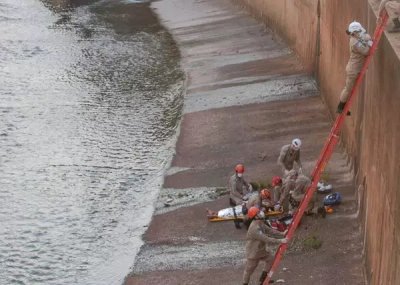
[0,0,183,284]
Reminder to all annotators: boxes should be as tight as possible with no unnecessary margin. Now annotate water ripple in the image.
[0,0,183,284]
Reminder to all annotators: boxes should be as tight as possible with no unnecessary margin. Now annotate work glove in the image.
[258,211,265,219]
[280,238,288,244]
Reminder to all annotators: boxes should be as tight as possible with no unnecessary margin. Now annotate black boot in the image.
[317,206,326,218]
[336,101,345,113]
[304,210,313,216]
[336,101,351,116]
[388,18,400,33]
[259,271,274,284]
[233,219,242,229]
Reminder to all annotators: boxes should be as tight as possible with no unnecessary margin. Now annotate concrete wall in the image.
[233,0,400,284]
[232,0,319,72]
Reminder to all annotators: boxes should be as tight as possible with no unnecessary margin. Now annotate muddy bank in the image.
[125,0,365,284]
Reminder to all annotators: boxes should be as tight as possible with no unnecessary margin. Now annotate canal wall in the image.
[234,0,400,284]
[126,0,366,284]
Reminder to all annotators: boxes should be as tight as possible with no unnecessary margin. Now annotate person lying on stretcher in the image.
[207,189,276,219]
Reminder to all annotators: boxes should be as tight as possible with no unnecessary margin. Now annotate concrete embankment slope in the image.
[235,0,400,284]
[125,0,365,284]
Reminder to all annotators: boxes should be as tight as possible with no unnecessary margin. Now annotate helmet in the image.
[325,206,334,214]
[272,176,282,186]
[260,189,271,199]
[235,164,245,173]
[323,192,342,206]
[247,206,260,219]
[348,21,365,33]
[291,138,302,150]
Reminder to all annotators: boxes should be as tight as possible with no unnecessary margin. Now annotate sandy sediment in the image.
[125,0,365,284]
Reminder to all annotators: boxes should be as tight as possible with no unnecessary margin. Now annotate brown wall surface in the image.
[233,0,319,72]
[233,0,400,284]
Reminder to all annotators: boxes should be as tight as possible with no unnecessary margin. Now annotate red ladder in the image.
[262,13,389,285]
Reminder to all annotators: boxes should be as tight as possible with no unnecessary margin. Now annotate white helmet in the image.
[291,138,302,150]
[348,21,365,34]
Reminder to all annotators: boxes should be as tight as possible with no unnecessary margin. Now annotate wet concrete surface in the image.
[125,0,365,284]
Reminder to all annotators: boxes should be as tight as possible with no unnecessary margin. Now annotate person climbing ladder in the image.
[337,21,373,114]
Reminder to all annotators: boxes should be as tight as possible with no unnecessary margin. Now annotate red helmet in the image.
[247,206,260,219]
[272,176,282,186]
[235,164,245,173]
[260,189,271,199]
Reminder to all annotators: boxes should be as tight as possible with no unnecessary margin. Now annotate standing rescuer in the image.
[277,138,302,175]
[229,164,252,206]
[337,21,373,114]
[290,173,326,217]
[379,0,400,32]
[243,207,287,285]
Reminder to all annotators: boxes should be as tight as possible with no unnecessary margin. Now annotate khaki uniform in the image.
[291,174,316,213]
[380,0,400,20]
[246,193,261,209]
[282,174,296,193]
[273,185,289,213]
[339,33,371,102]
[282,174,297,212]
[277,144,301,172]
[229,174,251,205]
[243,220,283,284]
[271,185,282,204]
[246,194,273,210]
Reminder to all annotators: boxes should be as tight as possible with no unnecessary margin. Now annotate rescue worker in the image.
[271,176,289,212]
[229,164,253,206]
[282,170,298,214]
[379,0,400,32]
[271,176,283,204]
[243,207,287,285]
[290,173,313,214]
[290,173,326,217]
[277,138,302,175]
[246,188,273,209]
[337,21,373,114]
